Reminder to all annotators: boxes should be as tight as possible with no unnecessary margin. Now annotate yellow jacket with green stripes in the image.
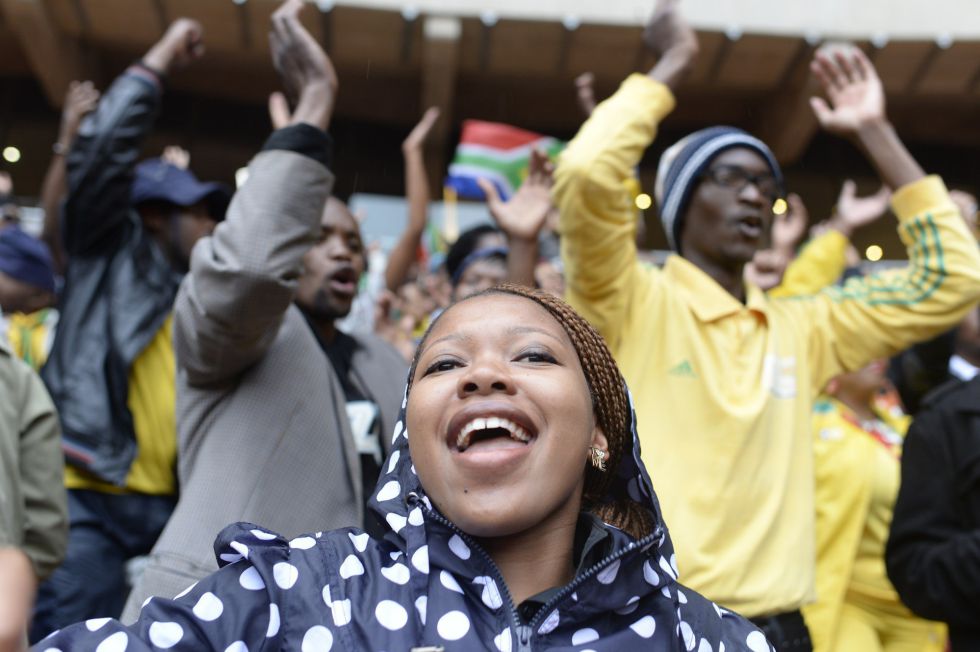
[555,72,980,617]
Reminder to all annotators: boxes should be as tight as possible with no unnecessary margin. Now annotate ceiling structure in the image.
[1,0,978,253]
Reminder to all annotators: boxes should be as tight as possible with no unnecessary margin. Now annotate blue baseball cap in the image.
[131,159,232,220]
[0,226,56,294]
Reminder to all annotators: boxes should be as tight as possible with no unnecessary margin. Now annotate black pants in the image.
[749,610,813,652]
[30,489,176,643]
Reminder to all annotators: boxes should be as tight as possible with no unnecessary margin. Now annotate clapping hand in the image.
[268,0,338,131]
[478,149,555,243]
[810,45,886,138]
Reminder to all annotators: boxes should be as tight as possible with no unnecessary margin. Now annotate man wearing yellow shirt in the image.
[554,2,980,649]
[30,20,230,639]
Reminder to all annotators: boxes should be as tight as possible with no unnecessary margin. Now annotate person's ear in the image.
[590,426,608,455]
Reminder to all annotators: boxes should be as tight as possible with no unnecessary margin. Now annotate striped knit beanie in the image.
[654,126,783,252]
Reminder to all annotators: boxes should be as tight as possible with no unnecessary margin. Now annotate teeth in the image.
[455,417,532,451]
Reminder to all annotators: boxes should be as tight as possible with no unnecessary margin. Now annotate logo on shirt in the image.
[668,359,697,378]
[763,354,797,398]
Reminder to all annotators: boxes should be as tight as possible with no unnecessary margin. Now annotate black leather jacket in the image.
[42,68,179,485]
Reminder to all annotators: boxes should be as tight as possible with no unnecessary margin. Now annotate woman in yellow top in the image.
[804,359,946,652]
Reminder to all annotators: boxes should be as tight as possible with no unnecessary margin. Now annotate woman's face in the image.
[407,294,606,539]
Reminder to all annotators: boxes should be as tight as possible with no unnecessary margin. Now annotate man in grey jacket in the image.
[122,0,406,619]
[0,331,65,651]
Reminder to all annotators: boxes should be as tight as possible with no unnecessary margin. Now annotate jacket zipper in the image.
[525,527,662,637]
[414,498,532,651]
[413,494,665,651]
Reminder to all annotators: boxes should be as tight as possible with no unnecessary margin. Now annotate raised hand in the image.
[59,81,99,144]
[575,72,597,117]
[143,18,205,74]
[268,0,338,131]
[478,149,555,243]
[402,107,441,153]
[810,45,886,138]
[162,145,191,170]
[771,193,809,255]
[643,0,699,90]
[830,180,891,236]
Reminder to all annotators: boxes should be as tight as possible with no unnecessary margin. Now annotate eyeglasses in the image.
[701,165,781,203]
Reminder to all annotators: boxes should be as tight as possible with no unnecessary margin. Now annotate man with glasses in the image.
[554,2,980,650]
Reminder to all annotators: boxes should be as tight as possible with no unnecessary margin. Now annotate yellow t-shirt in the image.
[555,73,980,616]
[65,315,177,496]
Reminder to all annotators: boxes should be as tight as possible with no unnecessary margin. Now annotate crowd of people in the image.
[1,0,979,650]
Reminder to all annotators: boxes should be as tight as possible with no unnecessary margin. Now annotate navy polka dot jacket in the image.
[35,391,774,651]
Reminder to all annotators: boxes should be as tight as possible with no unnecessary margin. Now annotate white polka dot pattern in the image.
[448,535,470,560]
[301,626,333,652]
[339,554,364,579]
[36,391,775,652]
[238,566,265,591]
[439,570,463,594]
[746,631,770,652]
[266,603,280,637]
[630,615,657,639]
[436,611,470,641]
[273,562,299,589]
[493,628,512,652]
[95,631,128,652]
[375,600,408,631]
[538,609,560,635]
[192,592,224,621]
[148,622,183,649]
[380,563,410,585]
[681,621,696,650]
[415,596,428,625]
[85,618,110,632]
[572,628,599,644]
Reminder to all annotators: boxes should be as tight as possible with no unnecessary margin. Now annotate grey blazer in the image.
[123,146,406,620]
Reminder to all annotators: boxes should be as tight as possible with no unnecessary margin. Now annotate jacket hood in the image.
[350,385,771,650]
[39,380,773,652]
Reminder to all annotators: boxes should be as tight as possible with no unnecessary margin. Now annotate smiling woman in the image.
[35,285,775,652]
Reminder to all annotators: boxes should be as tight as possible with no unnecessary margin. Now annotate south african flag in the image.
[445,120,564,201]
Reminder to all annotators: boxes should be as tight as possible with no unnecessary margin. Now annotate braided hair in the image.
[407,283,654,540]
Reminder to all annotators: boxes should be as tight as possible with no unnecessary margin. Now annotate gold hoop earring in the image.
[589,446,607,472]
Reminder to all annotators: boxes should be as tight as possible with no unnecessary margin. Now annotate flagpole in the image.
[442,184,459,244]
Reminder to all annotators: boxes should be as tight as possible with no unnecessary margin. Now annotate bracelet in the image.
[52,142,69,156]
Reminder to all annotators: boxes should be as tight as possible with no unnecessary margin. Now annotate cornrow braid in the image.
[407,283,654,540]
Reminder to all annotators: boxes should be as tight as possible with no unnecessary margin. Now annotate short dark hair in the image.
[445,225,501,282]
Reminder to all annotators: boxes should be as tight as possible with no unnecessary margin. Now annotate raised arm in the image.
[479,148,554,288]
[811,47,923,189]
[385,107,440,293]
[803,45,980,384]
[556,0,695,343]
[40,81,99,274]
[768,182,891,297]
[62,19,203,257]
[173,0,338,386]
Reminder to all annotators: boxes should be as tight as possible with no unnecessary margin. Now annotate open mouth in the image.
[447,406,537,453]
[329,266,358,296]
[455,417,532,452]
[736,215,763,239]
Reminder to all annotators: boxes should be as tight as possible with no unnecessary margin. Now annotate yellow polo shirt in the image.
[64,315,177,496]
[555,73,980,617]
